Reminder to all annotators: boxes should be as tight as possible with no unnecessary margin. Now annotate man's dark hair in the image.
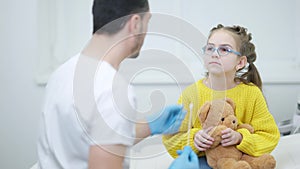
[92,0,149,35]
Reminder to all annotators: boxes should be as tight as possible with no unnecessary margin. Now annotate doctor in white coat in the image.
[37,0,198,169]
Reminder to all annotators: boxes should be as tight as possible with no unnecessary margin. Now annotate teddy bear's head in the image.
[198,98,237,130]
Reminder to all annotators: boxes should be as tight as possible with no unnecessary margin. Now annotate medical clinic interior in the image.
[1,0,300,169]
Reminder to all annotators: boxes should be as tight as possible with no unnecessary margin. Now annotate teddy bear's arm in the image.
[237,124,254,134]
[209,125,228,148]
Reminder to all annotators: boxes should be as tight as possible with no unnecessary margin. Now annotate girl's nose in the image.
[211,50,220,58]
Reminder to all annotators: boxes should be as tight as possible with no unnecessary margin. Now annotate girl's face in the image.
[204,30,246,76]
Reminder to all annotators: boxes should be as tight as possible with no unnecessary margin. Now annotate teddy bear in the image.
[198,98,276,169]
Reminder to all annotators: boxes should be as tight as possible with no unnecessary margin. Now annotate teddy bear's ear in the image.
[198,102,211,123]
[225,98,235,110]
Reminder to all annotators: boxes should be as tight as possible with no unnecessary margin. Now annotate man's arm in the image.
[88,105,186,168]
[134,120,151,144]
[88,144,126,169]
[88,123,150,169]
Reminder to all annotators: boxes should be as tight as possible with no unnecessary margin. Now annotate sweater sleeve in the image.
[162,85,205,158]
[162,128,203,158]
[236,88,280,156]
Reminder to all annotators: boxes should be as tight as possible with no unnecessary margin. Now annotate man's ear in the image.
[236,55,247,71]
[127,14,142,34]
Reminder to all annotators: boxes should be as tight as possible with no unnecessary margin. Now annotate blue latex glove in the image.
[169,146,199,169]
[147,104,186,135]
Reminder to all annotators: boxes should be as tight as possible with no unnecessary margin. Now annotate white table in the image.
[271,133,300,169]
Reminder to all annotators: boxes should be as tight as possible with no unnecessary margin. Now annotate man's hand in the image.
[169,146,199,169]
[147,105,186,135]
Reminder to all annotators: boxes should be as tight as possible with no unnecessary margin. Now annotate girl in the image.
[162,24,280,169]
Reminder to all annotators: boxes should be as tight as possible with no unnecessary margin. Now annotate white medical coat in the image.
[37,54,136,169]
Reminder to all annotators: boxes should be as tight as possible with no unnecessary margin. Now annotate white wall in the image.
[0,0,44,169]
[135,0,300,122]
[296,0,300,66]
[0,0,299,169]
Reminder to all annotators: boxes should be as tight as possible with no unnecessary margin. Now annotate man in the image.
[37,0,199,169]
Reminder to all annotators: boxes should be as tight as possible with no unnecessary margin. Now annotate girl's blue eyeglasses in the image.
[202,45,241,56]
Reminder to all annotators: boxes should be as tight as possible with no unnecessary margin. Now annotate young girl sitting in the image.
[162,24,280,169]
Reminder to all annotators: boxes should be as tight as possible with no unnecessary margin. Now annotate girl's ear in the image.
[236,55,247,71]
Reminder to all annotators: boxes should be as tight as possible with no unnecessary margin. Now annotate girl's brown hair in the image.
[209,24,262,90]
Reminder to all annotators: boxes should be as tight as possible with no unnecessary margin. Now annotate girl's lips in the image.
[209,61,221,65]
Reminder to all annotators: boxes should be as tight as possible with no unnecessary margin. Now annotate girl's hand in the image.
[221,128,242,146]
[193,127,214,151]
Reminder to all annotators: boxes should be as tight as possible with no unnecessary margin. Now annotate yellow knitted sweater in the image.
[162,79,280,158]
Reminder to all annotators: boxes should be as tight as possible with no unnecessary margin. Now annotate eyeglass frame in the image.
[202,45,241,56]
